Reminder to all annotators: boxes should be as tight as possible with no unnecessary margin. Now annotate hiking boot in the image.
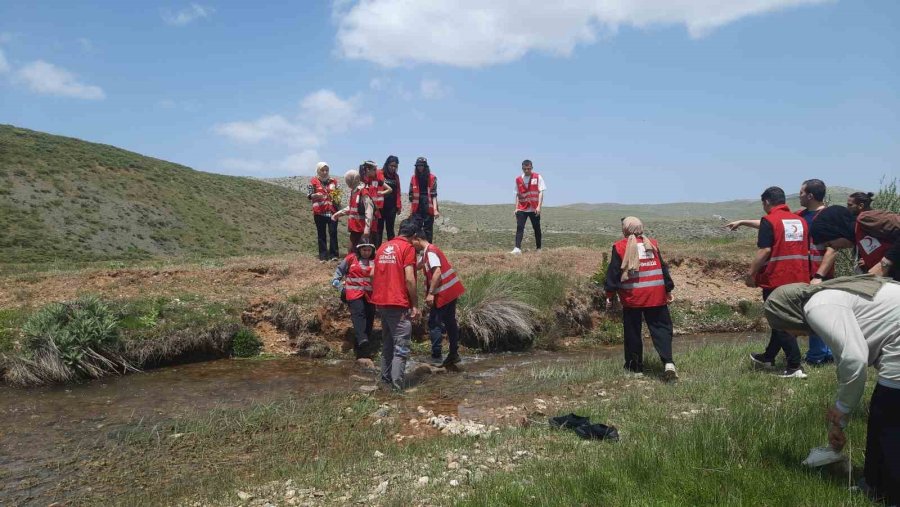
[749,353,775,370]
[549,413,590,429]
[663,363,678,382]
[510,247,522,255]
[441,353,461,368]
[574,423,620,442]
[779,367,808,379]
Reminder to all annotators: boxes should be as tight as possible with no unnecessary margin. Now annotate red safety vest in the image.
[343,253,373,302]
[855,217,894,271]
[613,237,668,308]
[347,188,378,233]
[516,172,541,212]
[421,244,465,308]
[410,174,437,215]
[364,169,386,214]
[798,208,834,279]
[370,238,417,309]
[310,177,338,216]
[756,204,811,289]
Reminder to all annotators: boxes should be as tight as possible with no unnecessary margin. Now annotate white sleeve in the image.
[538,175,546,191]
[805,302,869,414]
[426,251,441,268]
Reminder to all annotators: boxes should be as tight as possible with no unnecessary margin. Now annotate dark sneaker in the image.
[441,353,461,368]
[779,367,808,379]
[750,353,775,370]
[549,413,590,429]
[429,355,444,366]
[574,423,620,442]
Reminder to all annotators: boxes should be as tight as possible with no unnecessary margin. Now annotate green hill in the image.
[0,125,319,263]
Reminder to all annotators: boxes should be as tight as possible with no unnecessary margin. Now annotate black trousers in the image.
[377,207,398,245]
[864,383,900,506]
[622,305,673,372]
[413,213,435,243]
[761,288,802,368]
[347,297,374,358]
[428,299,459,358]
[515,211,542,249]
[314,214,339,260]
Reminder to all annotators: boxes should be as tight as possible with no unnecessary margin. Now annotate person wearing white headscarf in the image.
[604,217,677,381]
[307,162,340,262]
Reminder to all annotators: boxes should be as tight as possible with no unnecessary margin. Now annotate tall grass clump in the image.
[3,296,136,386]
[232,328,263,358]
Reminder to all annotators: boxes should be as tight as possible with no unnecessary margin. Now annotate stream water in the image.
[0,333,758,505]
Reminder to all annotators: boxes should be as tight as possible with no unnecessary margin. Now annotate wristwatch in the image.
[812,273,824,280]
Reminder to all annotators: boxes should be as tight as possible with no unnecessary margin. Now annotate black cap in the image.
[414,157,428,167]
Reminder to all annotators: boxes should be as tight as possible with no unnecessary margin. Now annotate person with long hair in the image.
[409,157,439,242]
[379,155,402,242]
[604,217,677,381]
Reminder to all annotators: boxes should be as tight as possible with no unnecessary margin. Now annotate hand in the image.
[744,275,757,288]
[331,279,341,290]
[535,208,541,216]
[331,215,339,222]
[828,425,847,451]
[868,263,885,277]
[666,293,675,304]
[604,298,613,311]
[724,221,743,231]
[810,277,823,285]
[434,210,441,218]
[826,406,847,428]
[409,307,421,320]
[425,294,435,306]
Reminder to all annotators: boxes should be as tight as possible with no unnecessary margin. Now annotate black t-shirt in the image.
[382,172,400,211]
[757,218,774,248]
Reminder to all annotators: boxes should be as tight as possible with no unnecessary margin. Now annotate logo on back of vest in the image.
[637,244,655,260]
[782,219,804,242]
[859,236,882,255]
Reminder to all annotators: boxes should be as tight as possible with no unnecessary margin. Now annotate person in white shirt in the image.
[511,160,546,254]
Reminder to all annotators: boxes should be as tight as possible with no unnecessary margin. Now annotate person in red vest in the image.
[332,169,378,254]
[306,162,340,262]
[603,216,677,381]
[379,155,403,242]
[810,203,899,282]
[409,157,439,242]
[360,160,392,248]
[370,219,421,391]
[331,242,375,359]
[745,186,811,378]
[510,159,545,255]
[411,230,466,368]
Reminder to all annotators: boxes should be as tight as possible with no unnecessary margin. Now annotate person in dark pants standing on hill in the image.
[409,157,439,242]
[307,162,340,262]
[510,159,545,255]
[604,216,677,381]
[379,155,402,242]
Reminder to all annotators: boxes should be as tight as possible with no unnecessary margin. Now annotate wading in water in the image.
[604,216,677,381]
[332,242,376,359]
[411,231,465,368]
[307,162,340,262]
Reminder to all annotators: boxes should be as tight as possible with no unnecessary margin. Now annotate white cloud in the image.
[162,3,214,26]
[0,48,9,74]
[214,114,319,147]
[15,60,105,100]
[335,0,829,67]
[420,78,450,99]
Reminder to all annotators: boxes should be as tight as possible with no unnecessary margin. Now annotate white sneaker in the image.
[779,367,808,379]
[802,446,847,467]
[664,363,678,382]
[509,247,522,255]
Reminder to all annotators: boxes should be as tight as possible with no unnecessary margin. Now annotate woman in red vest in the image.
[411,231,465,368]
[604,216,677,381]
[409,157,439,242]
[379,155,402,242]
[360,160,392,248]
[332,169,377,254]
[306,162,340,262]
[331,242,376,358]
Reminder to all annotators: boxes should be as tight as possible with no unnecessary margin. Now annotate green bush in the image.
[232,328,263,358]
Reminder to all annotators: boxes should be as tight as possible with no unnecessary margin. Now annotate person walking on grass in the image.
[331,170,377,254]
[725,179,834,365]
[411,230,465,368]
[370,219,420,391]
[409,157,439,242]
[603,216,677,381]
[744,186,811,378]
[379,155,402,242]
[331,242,376,359]
[764,275,900,506]
[510,159,545,255]
[361,160,391,248]
[307,162,340,262]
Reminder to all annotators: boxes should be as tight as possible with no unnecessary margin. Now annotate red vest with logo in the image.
[364,169,386,213]
[370,238,417,309]
[343,253,373,301]
[798,208,834,279]
[421,244,465,308]
[855,217,894,271]
[347,188,378,234]
[410,174,437,215]
[310,177,338,216]
[613,237,668,308]
[756,205,811,289]
[516,172,541,212]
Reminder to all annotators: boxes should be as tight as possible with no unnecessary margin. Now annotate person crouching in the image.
[604,216,677,381]
[410,230,465,368]
[332,242,376,359]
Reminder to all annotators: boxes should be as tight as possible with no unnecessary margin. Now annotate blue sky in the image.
[1,1,897,205]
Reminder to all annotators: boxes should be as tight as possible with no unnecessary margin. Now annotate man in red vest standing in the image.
[409,157,439,242]
[746,186,811,378]
[411,231,466,368]
[510,159,545,255]
[370,219,421,390]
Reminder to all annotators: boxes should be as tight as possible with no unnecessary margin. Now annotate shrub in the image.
[232,328,263,358]
[458,272,546,351]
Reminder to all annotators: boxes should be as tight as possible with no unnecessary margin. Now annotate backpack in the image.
[857,210,900,241]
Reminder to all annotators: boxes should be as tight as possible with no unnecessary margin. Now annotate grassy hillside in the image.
[0,125,322,263]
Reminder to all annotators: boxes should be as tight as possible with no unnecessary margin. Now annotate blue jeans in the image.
[805,334,833,363]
